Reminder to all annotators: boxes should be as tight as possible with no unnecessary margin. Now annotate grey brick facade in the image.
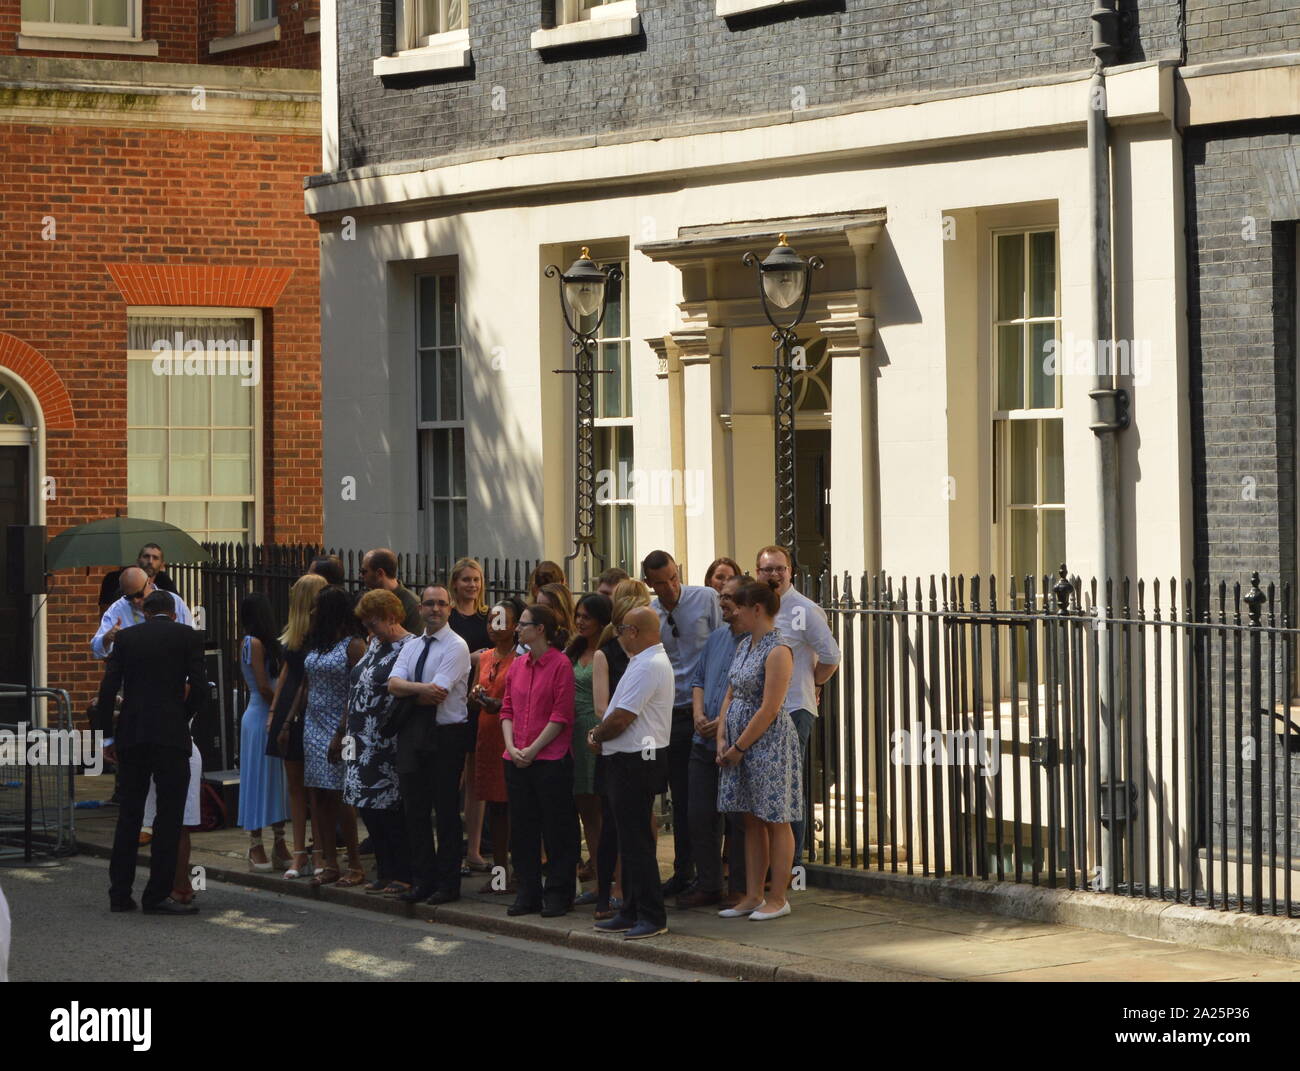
[1185,122,1300,596]
[1186,0,1300,63]
[335,0,1184,173]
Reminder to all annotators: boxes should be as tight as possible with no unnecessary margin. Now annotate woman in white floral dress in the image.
[344,590,415,895]
[716,581,797,922]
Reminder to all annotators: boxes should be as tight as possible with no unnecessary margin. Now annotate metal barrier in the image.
[0,686,78,863]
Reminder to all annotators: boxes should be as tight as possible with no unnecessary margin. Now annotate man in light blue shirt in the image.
[680,574,748,908]
[645,549,721,898]
[757,546,840,866]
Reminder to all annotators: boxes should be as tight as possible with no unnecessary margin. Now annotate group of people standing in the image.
[96,540,840,941]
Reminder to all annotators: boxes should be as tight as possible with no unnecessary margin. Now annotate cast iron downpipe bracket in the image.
[1087,386,1130,434]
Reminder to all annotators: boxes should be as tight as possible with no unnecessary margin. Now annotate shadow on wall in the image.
[318,201,543,561]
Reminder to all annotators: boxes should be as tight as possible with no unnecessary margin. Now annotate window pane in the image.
[94,0,128,25]
[212,430,253,495]
[431,429,449,497]
[1009,421,1036,504]
[1029,322,1057,409]
[418,276,437,347]
[52,0,88,23]
[438,276,457,348]
[602,266,624,338]
[129,499,165,523]
[1029,232,1057,319]
[128,359,165,427]
[453,500,467,556]
[165,501,205,538]
[1010,510,1038,585]
[208,501,250,534]
[615,504,634,571]
[254,0,277,21]
[997,325,1024,410]
[22,0,46,21]
[439,350,461,422]
[212,367,253,427]
[996,233,1024,322]
[614,424,633,469]
[1042,509,1065,577]
[169,371,210,427]
[127,429,166,496]
[598,342,624,419]
[433,500,450,551]
[451,426,466,497]
[446,0,467,32]
[1042,420,1064,504]
[420,352,438,423]
[169,430,210,496]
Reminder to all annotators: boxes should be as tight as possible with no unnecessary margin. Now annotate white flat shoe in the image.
[718,906,757,918]
[749,901,791,921]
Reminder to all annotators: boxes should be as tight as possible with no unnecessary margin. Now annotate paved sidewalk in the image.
[68,773,1300,981]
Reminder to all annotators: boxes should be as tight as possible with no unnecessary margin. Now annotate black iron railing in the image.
[804,565,1300,917]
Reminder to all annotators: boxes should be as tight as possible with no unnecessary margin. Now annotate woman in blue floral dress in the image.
[344,589,415,894]
[302,586,367,887]
[716,581,798,922]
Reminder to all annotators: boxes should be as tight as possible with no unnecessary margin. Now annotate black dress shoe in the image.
[399,885,437,904]
[142,897,198,916]
[541,901,572,918]
[425,889,460,905]
[109,898,138,913]
[660,874,692,898]
[507,900,541,916]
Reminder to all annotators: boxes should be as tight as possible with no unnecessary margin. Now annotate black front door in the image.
[0,445,32,706]
[794,429,830,580]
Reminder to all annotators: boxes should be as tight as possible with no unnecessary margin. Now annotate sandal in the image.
[335,868,367,888]
[284,851,316,880]
[362,879,388,894]
[382,881,412,896]
[310,867,341,887]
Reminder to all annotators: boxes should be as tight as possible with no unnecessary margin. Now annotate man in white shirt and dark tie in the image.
[388,584,471,904]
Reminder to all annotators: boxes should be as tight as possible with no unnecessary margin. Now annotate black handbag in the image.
[379,636,433,739]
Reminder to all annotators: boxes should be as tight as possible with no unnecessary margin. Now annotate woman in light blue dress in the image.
[237,593,290,871]
[301,587,367,887]
[716,581,797,922]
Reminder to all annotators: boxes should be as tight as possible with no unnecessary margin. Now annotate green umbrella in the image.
[45,517,213,572]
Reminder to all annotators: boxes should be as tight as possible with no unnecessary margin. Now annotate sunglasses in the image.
[665,611,679,638]
[124,589,147,602]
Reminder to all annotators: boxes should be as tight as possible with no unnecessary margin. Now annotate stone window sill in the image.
[209,22,281,54]
[304,16,321,35]
[717,0,806,16]
[531,2,639,50]
[373,29,472,76]
[16,33,159,56]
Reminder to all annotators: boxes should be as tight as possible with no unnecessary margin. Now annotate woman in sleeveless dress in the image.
[236,593,289,871]
[302,586,367,887]
[469,598,522,893]
[567,593,611,883]
[716,581,797,922]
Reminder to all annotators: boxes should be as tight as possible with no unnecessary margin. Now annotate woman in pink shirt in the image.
[499,603,581,918]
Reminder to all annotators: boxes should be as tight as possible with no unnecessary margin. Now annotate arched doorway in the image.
[0,378,41,711]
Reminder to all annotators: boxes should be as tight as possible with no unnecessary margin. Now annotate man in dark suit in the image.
[96,590,206,915]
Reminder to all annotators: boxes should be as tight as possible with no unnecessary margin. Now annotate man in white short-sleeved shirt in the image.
[588,606,674,940]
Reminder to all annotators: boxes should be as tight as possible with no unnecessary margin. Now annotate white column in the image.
[320,0,339,172]
[671,323,727,580]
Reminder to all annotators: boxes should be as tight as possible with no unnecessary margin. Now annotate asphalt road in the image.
[0,856,722,983]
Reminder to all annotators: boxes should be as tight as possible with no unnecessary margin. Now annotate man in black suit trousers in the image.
[96,590,206,915]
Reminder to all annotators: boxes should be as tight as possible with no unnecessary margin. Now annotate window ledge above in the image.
[531,6,640,51]
[374,30,471,76]
[304,16,321,35]
[717,0,805,16]
[209,22,281,54]
[17,33,159,56]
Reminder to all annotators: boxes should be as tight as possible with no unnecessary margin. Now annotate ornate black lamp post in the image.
[545,247,623,592]
[743,234,823,563]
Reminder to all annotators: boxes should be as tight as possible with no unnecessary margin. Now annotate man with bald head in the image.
[587,605,675,940]
[93,565,193,658]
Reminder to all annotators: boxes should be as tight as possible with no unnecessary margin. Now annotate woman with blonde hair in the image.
[268,572,328,878]
[449,557,493,871]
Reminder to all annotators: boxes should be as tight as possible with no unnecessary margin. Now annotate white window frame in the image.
[126,306,265,546]
[557,0,616,24]
[376,0,471,75]
[532,0,638,49]
[416,272,469,562]
[990,226,1063,603]
[401,0,468,48]
[238,0,279,33]
[21,0,141,41]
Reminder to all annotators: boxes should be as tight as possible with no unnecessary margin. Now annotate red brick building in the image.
[0,1,322,717]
